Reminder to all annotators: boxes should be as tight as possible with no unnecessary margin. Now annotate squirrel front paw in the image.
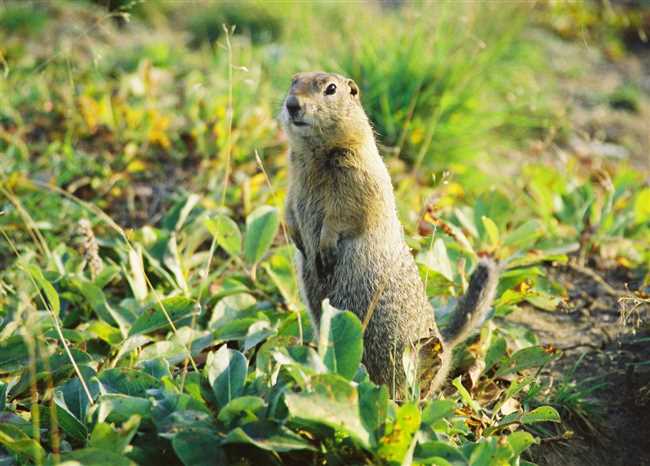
[316,243,337,278]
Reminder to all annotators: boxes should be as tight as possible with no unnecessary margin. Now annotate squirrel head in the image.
[281,71,373,153]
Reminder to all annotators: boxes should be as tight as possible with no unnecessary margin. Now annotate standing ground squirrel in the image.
[280,71,499,395]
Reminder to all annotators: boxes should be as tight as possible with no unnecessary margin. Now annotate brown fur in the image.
[281,71,499,395]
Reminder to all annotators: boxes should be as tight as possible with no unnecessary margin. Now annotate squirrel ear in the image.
[347,79,359,97]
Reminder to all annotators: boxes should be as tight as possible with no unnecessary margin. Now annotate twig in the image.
[566,261,629,298]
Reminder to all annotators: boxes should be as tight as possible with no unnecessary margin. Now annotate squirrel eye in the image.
[325,83,337,95]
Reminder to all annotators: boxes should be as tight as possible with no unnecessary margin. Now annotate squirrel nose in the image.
[286,95,301,117]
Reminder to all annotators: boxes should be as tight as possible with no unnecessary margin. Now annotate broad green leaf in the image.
[217,396,266,427]
[243,205,279,264]
[59,365,101,421]
[0,423,47,463]
[484,335,507,372]
[209,293,257,330]
[421,399,456,425]
[87,320,123,345]
[502,219,544,249]
[415,441,465,464]
[98,368,162,396]
[521,406,561,424]
[43,395,88,442]
[129,296,196,336]
[0,336,29,373]
[60,447,137,465]
[205,345,247,408]
[74,280,132,336]
[358,382,389,435]
[89,415,141,453]
[243,320,276,351]
[377,402,421,464]
[172,431,227,466]
[495,346,556,377]
[96,394,152,423]
[507,431,537,456]
[468,438,497,466]
[26,264,60,314]
[418,238,453,281]
[262,245,299,305]
[222,420,316,452]
[204,214,242,257]
[285,373,372,448]
[318,300,363,380]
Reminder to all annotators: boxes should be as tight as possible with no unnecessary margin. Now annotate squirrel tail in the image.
[441,257,500,348]
[426,257,500,395]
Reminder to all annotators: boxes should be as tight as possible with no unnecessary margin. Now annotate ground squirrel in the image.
[280,71,499,395]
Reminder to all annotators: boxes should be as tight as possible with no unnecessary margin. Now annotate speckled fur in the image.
[281,71,498,393]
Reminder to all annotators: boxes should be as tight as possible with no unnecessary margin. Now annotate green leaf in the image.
[521,406,561,424]
[634,188,650,223]
[377,402,421,464]
[507,431,538,456]
[0,382,6,411]
[243,205,280,264]
[204,214,242,257]
[418,238,453,281]
[59,365,101,421]
[262,245,299,305]
[205,345,248,409]
[0,423,46,463]
[74,280,132,336]
[421,399,456,425]
[217,396,266,427]
[468,438,497,466]
[484,335,507,372]
[172,431,227,466]
[129,296,196,336]
[358,382,389,435]
[452,377,481,413]
[415,441,465,464]
[89,415,141,453]
[285,373,372,448]
[127,245,148,301]
[162,193,200,231]
[222,420,316,452]
[318,300,363,380]
[481,216,500,248]
[44,395,88,442]
[0,335,29,373]
[26,264,60,314]
[495,346,556,377]
[87,320,123,345]
[97,394,152,423]
[163,233,188,293]
[98,368,162,396]
[502,219,544,250]
[60,447,137,465]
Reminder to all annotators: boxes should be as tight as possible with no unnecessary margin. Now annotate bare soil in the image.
[508,265,650,466]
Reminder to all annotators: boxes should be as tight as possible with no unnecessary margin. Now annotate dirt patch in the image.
[506,265,650,466]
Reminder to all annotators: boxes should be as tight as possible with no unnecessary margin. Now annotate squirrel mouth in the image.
[291,120,308,127]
